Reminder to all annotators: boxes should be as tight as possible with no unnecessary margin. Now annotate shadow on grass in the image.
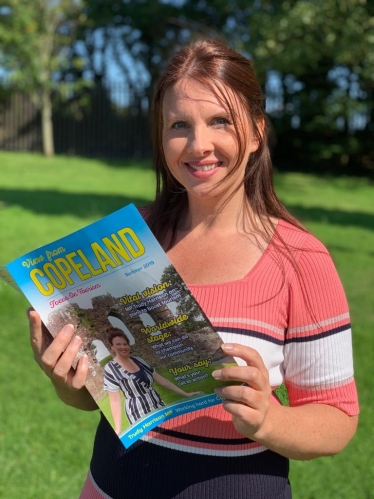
[286,204,374,231]
[0,188,150,217]
[62,154,153,170]
[1,188,373,230]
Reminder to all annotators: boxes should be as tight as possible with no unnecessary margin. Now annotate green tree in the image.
[160,265,206,332]
[244,0,374,172]
[78,0,236,112]
[0,0,86,156]
[79,0,373,172]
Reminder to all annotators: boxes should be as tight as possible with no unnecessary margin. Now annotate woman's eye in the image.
[213,117,230,126]
[172,121,188,130]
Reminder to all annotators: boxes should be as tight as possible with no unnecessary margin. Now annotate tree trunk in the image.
[41,87,54,157]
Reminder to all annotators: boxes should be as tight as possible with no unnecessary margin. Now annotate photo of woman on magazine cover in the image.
[103,328,202,432]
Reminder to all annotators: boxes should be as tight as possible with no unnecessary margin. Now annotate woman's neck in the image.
[114,355,133,367]
[180,191,251,234]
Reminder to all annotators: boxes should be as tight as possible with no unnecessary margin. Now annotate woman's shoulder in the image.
[132,356,153,370]
[276,219,343,288]
[276,218,328,253]
[104,359,117,370]
[103,359,117,377]
[131,356,149,365]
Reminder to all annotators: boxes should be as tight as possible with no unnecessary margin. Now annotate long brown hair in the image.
[146,38,304,246]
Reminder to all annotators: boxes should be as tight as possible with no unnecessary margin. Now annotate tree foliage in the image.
[70,0,236,111]
[0,0,372,174]
[0,0,86,156]
[74,0,373,174]
[160,265,206,332]
[245,0,374,173]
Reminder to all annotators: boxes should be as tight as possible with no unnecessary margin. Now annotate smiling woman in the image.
[161,78,260,203]
[104,328,201,431]
[104,329,165,429]
[28,39,359,499]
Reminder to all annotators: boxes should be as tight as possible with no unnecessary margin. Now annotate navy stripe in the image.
[104,358,164,424]
[128,398,141,423]
[152,427,254,445]
[218,326,284,346]
[285,323,351,344]
[137,391,150,415]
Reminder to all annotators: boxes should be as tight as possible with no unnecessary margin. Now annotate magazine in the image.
[0,204,237,448]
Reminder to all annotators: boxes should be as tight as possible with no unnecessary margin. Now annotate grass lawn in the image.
[0,151,373,498]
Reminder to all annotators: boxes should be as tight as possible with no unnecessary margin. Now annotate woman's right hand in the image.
[28,309,98,411]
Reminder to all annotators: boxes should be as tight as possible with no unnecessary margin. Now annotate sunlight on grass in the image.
[275,170,374,499]
[0,152,372,498]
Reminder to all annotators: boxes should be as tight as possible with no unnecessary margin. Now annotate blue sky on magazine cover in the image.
[6,204,172,315]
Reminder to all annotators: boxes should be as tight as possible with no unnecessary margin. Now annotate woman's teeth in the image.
[188,162,220,171]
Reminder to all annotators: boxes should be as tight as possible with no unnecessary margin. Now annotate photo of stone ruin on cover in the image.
[46,265,228,403]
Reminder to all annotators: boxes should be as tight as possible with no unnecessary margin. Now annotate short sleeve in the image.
[103,362,121,392]
[284,236,359,415]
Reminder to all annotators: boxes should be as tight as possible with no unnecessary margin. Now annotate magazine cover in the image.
[0,204,237,448]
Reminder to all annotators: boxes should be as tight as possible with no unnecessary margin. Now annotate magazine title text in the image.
[26,227,145,296]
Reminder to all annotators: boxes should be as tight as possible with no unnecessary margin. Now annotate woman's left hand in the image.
[212,343,272,440]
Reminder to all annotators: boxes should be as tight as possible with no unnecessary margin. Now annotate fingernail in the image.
[62,324,74,336]
[71,335,81,346]
[212,369,222,379]
[81,354,88,366]
[214,388,225,401]
[222,343,234,351]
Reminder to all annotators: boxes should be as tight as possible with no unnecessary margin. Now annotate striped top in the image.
[138,219,359,455]
[80,219,359,499]
[104,357,165,424]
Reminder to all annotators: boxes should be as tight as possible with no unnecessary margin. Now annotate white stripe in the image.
[210,317,284,336]
[141,434,268,456]
[287,312,350,334]
[284,328,354,386]
[287,376,355,391]
[216,330,285,387]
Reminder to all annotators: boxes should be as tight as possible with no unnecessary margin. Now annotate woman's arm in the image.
[29,309,98,411]
[153,372,202,397]
[108,391,123,434]
[213,343,358,461]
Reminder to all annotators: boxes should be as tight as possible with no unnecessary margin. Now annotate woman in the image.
[29,39,359,499]
[104,328,201,432]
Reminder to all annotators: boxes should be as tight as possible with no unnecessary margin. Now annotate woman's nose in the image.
[186,126,213,156]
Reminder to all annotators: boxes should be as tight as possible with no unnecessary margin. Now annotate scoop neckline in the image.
[113,357,140,374]
[186,219,283,288]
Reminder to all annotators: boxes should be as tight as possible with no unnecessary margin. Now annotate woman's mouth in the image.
[186,162,222,171]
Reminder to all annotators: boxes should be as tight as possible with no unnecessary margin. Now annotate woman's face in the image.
[162,78,260,204]
[111,336,130,358]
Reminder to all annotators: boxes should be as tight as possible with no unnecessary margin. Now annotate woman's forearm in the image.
[214,343,358,461]
[53,381,98,411]
[153,373,189,395]
[237,402,358,460]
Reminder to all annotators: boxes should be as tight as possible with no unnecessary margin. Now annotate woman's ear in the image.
[258,117,265,137]
[249,117,265,153]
